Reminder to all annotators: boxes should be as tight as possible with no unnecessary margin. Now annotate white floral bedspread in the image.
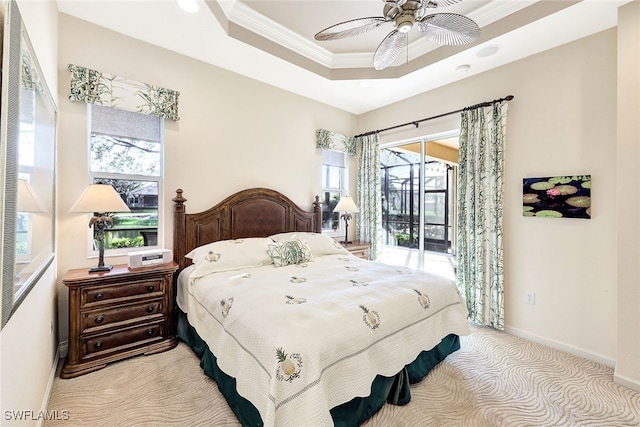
[183,254,470,427]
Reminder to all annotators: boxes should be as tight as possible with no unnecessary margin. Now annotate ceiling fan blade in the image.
[423,0,464,7]
[382,0,407,6]
[315,17,387,41]
[414,0,467,20]
[373,30,407,70]
[418,13,480,45]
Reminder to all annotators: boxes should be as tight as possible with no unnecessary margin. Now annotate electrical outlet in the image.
[525,292,535,305]
[50,320,54,334]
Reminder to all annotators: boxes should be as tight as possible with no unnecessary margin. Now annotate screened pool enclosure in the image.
[380,148,454,254]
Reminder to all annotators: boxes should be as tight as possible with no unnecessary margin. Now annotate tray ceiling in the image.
[57,0,631,114]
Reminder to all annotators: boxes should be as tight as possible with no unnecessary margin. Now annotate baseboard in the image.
[504,326,616,368]
[613,370,640,392]
[36,345,61,427]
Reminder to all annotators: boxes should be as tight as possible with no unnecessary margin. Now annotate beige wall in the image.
[56,14,357,344]
[0,0,59,424]
[615,1,640,391]
[359,30,620,367]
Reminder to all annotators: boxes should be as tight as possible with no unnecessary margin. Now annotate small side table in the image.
[342,241,371,259]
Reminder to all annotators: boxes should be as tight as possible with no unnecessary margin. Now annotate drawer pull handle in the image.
[95,315,105,324]
[147,329,155,336]
[147,286,155,293]
[95,292,104,300]
[94,341,103,349]
[146,306,154,313]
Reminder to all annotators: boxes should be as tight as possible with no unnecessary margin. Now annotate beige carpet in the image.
[45,325,640,426]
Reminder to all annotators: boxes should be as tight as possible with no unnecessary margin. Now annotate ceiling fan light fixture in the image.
[396,15,415,33]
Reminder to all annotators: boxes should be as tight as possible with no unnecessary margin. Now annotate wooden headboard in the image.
[172,188,321,271]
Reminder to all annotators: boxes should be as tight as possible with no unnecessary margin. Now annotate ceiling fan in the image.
[314,0,480,70]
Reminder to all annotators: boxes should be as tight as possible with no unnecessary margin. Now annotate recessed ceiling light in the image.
[455,64,471,74]
[358,81,371,88]
[177,0,199,13]
[477,45,500,58]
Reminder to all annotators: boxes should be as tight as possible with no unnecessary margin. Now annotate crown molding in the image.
[218,0,336,66]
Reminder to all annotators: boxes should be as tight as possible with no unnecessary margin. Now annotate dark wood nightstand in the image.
[342,241,371,259]
[60,262,179,379]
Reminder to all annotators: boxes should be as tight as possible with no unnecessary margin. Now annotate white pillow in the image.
[268,232,350,257]
[185,237,274,276]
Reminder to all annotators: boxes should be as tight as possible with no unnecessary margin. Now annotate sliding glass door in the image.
[381,148,419,249]
[424,161,453,253]
[380,138,456,272]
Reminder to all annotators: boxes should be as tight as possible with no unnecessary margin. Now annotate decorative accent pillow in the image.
[267,239,313,267]
[186,238,274,279]
[269,232,350,257]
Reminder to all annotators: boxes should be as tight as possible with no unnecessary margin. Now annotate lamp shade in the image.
[69,184,130,213]
[18,179,45,212]
[333,196,359,213]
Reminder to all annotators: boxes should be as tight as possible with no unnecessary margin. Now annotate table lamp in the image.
[18,179,45,213]
[333,196,359,244]
[70,184,130,272]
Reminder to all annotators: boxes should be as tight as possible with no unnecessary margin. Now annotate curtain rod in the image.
[354,95,514,139]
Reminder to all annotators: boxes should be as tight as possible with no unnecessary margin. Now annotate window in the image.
[88,104,163,251]
[321,150,348,233]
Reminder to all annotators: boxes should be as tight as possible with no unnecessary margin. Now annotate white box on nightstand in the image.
[128,249,173,268]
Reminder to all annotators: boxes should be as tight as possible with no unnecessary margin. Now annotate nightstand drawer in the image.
[82,321,165,359]
[82,299,164,332]
[342,242,370,259]
[81,278,165,307]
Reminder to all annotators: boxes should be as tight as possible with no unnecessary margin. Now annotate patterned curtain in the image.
[456,101,509,330]
[67,64,180,121]
[316,129,356,156]
[356,133,382,260]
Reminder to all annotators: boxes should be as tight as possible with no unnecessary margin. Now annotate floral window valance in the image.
[21,49,40,92]
[316,129,356,156]
[67,64,180,121]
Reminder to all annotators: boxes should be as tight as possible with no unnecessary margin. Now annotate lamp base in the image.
[340,241,353,245]
[89,265,113,273]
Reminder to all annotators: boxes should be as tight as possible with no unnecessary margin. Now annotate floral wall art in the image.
[523,175,591,219]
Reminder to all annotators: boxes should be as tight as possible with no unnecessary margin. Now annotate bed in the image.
[172,187,470,426]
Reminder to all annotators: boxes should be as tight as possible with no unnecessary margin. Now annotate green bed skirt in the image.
[177,310,460,427]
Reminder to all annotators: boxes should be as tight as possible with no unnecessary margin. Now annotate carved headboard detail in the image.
[172,188,321,271]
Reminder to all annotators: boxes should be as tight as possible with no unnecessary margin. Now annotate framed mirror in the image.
[0,0,56,328]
